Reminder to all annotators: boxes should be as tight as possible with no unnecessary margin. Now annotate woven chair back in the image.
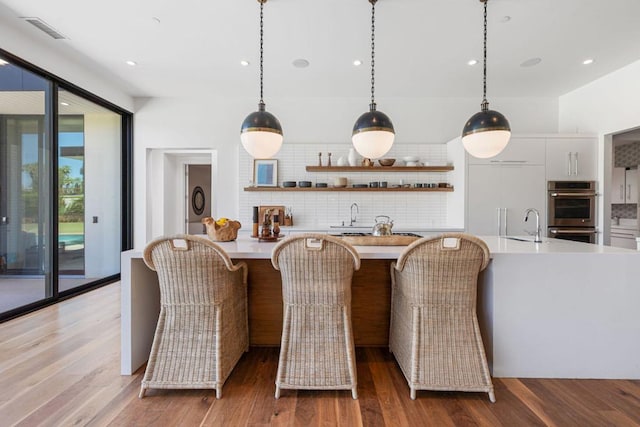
[271,233,360,305]
[143,234,238,305]
[394,233,490,308]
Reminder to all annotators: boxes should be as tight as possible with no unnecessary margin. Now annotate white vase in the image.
[348,148,358,167]
[336,156,347,166]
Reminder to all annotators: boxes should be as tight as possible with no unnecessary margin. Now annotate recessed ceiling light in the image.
[240,60,250,67]
[467,59,478,66]
[125,60,137,66]
[0,59,8,66]
[500,16,511,23]
[353,59,363,66]
[152,17,161,24]
[520,57,542,67]
[292,58,310,68]
[60,102,69,106]
[583,58,594,65]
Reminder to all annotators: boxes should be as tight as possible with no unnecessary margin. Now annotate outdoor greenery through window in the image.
[0,52,130,319]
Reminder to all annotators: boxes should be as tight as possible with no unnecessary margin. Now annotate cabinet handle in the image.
[566,152,571,176]
[496,208,502,236]
[573,152,579,175]
[503,208,508,236]
[620,184,624,200]
[628,184,632,201]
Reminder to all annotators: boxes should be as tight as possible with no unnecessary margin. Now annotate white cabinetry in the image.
[546,137,597,180]
[612,167,626,204]
[612,167,639,204]
[625,168,638,204]
[467,138,546,236]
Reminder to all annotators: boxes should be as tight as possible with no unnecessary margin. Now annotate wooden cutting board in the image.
[339,234,421,246]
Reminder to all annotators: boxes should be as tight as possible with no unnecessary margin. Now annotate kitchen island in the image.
[121,234,640,380]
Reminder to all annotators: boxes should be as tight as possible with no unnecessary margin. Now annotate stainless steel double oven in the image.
[547,181,597,243]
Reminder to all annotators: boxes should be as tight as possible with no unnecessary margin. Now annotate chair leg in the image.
[138,387,146,399]
[216,386,222,399]
[489,390,496,403]
[275,385,280,399]
[410,388,416,400]
[352,388,358,400]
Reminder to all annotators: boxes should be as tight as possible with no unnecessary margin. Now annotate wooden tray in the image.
[339,234,421,246]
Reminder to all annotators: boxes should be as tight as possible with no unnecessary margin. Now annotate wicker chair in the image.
[389,233,495,402]
[271,233,361,399]
[139,234,248,399]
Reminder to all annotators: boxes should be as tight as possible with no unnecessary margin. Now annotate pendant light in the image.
[240,0,283,159]
[461,0,511,159]
[352,0,395,160]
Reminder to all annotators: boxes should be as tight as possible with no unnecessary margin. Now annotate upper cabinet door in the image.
[546,137,597,181]
[625,168,638,204]
[467,137,545,166]
[611,167,626,204]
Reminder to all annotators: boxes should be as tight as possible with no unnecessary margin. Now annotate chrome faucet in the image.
[350,203,359,226]
[524,208,542,243]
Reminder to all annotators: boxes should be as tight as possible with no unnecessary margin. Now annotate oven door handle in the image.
[549,192,597,197]
[549,228,597,235]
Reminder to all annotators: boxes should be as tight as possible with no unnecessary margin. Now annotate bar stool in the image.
[139,234,248,399]
[271,233,360,399]
[389,233,495,401]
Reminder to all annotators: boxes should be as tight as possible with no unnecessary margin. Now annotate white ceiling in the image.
[1,0,640,100]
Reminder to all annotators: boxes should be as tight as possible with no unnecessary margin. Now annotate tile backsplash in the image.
[612,203,637,219]
[238,143,457,230]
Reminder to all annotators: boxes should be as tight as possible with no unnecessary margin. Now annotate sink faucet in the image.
[524,208,542,243]
[350,203,359,226]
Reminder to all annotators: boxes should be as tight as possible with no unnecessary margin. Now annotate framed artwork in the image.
[253,159,278,187]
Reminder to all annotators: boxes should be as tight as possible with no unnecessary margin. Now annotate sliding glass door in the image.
[58,91,121,292]
[0,51,131,319]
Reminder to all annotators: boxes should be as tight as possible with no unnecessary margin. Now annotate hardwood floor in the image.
[1,282,639,426]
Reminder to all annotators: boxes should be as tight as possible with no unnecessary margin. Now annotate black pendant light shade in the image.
[461,0,511,159]
[352,0,395,159]
[240,0,283,159]
[241,102,283,159]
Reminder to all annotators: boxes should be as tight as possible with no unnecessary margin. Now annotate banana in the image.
[216,218,228,226]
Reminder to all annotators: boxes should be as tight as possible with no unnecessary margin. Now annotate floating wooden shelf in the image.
[305,165,454,172]
[243,186,454,192]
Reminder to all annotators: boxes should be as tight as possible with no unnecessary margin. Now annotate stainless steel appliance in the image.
[547,181,597,243]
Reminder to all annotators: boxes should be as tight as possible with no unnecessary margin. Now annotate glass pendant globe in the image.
[461,129,511,159]
[240,130,283,159]
[352,130,395,159]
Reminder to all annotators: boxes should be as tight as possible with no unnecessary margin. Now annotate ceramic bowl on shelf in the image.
[282,181,297,188]
[298,181,312,188]
[378,158,396,166]
[333,177,348,187]
[402,156,420,166]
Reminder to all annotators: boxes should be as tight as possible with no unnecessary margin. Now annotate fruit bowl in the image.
[378,158,396,166]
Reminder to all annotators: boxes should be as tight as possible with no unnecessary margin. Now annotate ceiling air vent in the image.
[21,17,66,40]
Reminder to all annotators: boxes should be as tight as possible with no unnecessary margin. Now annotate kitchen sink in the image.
[340,232,422,237]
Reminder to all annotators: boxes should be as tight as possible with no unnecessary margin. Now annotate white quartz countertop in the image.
[124,234,639,260]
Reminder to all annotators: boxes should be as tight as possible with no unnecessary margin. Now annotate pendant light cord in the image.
[481,0,489,112]
[259,0,265,105]
[370,0,376,108]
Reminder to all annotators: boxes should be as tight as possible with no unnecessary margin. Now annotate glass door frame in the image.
[0,48,133,322]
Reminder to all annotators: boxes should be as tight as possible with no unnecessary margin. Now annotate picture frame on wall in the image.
[253,159,278,187]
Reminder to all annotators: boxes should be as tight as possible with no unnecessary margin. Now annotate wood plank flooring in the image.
[1,282,639,426]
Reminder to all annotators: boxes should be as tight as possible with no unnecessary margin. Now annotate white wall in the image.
[133,96,559,246]
[0,15,133,112]
[559,60,640,136]
[559,59,640,238]
[84,114,121,277]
